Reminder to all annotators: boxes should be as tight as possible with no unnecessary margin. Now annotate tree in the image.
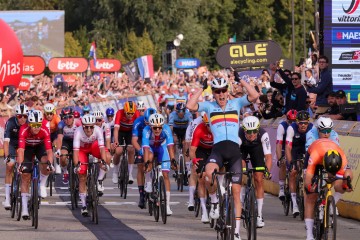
[64,32,82,57]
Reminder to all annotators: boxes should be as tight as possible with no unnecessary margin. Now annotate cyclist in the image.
[132,108,157,209]
[105,107,115,143]
[137,100,146,116]
[304,139,353,240]
[56,107,81,184]
[143,113,176,215]
[73,114,108,216]
[187,72,259,240]
[2,104,29,210]
[43,103,61,174]
[277,109,297,200]
[189,112,213,223]
[175,87,188,104]
[17,110,54,219]
[112,101,140,185]
[285,110,313,217]
[239,116,272,227]
[163,88,177,118]
[93,110,112,166]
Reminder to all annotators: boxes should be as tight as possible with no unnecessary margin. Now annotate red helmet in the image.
[286,109,297,121]
[74,111,80,119]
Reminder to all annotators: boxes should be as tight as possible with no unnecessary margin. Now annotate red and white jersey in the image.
[18,124,52,150]
[191,122,213,149]
[41,119,51,134]
[101,122,111,140]
[114,109,140,131]
[73,125,105,150]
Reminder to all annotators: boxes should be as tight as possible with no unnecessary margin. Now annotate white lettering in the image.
[19,81,29,87]
[95,62,114,69]
[0,48,21,83]
[57,60,80,70]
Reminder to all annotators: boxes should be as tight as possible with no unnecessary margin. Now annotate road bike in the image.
[118,145,129,199]
[61,152,79,210]
[175,140,186,192]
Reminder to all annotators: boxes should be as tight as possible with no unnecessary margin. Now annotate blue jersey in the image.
[175,94,188,104]
[4,116,23,147]
[163,94,177,106]
[132,116,147,140]
[198,96,250,144]
[168,110,193,129]
[305,127,339,151]
[142,124,174,148]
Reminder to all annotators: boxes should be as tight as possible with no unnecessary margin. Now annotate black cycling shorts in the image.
[61,139,73,152]
[22,145,47,173]
[240,143,266,172]
[9,143,18,158]
[195,147,211,174]
[206,141,242,184]
[118,131,132,146]
[173,127,186,142]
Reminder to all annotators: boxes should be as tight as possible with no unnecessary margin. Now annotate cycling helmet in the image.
[176,102,186,111]
[15,104,29,115]
[286,109,298,121]
[123,101,137,114]
[144,108,157,122]
[61,107,74,116]
[211,77,228,89]
[83,105,91,113]
[149,113,164,127]
[28,110,43,123]
[93,110,103,119]
[242,116,260,130]
[296,110,310,121]
[106,107,115,116]
[201,111,209,124]
[317,117,333,129]
[137,101,145,110]
[81,114,96,125]
[323,150,342,175]
[44,103,55,113]
[74,111,80,119]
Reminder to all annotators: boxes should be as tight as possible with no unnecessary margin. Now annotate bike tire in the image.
[283,176,290,216]
[49,173,53,197]
[123,158,129,199]
[69,161,75,210]
[118,159,124,197]
[244,187,257,240]
[179,154,185,192]
[153,185,160,222]
[93,175,99,224]
[10,173,18,218]
[147,194,153,216]
[194,181,200,218]
[32,178,39,229]
[228,196,236,240]
[16,176,22,221]
[324,195,337,240]
[159,176,167,224]
[296,175,305,221]
[313,200,323,240]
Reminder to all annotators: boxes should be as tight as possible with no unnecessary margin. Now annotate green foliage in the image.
[64,32,82,57]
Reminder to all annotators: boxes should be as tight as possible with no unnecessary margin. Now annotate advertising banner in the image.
[175,58,201,69]
[90,59,121,72]
[215,40,282,68]
[18,78,31,90]
[48,57,88,73]
[23,55,46,75]
[332,47,360,64]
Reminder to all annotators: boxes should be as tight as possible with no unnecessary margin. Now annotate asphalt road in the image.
[0,162,359,240]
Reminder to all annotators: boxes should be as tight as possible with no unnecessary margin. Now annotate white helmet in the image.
[242,116,260,130]
[137,100,145,110]
[28,110,43,123]
[149,113,164,127]
[93,110,103,119]
[15,104,29,115]
[44,103,55,113]
[81,114,96,125]
[317,117,333,129]
[211,77,228,89]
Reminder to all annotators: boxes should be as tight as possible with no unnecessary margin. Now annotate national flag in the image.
[123,59,139,81]
[228,34,237,43]
[137,55,154,79]
[89,41,97,67]
[210,110,239,125]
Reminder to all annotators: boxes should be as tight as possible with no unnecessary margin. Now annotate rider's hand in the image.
[143,161,152,173]
[74,163,80,174]
[47,162,55,172]
[277,156,285,167]
[264,167,272,180]
[55,149,61,158]
[171,158,178,171]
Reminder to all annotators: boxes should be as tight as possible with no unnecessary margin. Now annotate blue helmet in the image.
[106,107,115,116]
[83,105,91,113]
[144,108,157,123]
[176,102,186,111]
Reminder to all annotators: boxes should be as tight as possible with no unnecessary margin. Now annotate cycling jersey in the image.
[114,109,140,132]
[18,124,52,150]
[73,126,105,150]
[58,120,82,141]
[175,94,188,104]
[132,116,146,140]
[100,122,111,140]
[307,139,348,177]
[191,122,213,149]
[285,122,313,147]
[276,121,290,151]
[185,116,203,142]
[198,96,250,144]
[305,126,339,151]
[4,116,23,148]
[105,117,115,141]
[168,110,193,129]
[163,94,177,106]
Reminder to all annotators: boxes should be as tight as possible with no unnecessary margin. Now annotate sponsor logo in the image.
[339,50,360,60]
[23,56,46,75]
[90,59,121,72]
[333,0,360,23]
[175,58,200,69]
[0,48,21,83]
[48,58,88,73]
[332,28,360,44]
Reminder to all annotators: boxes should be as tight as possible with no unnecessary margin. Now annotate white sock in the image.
[128,164,134,176]
[291,193,298,208]
[240,187,245,204]
[235,218,241,236]
[21,193,29,210]
[333,192,342,205]
[5,184,11,201]
[257,198,264,218]
[279,180,284,188]
[145,172,151,182]
[113,164,119,175]
[305,218,314,239]
[210,193,218,203]
[61,166,68,174]
[40,173,49,187]
[188,186,195,205]
[166,191,171,208]
[98,168,106,181]
[200,198,207,215]
[80,193,87,208]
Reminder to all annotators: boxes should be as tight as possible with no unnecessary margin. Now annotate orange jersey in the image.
[307,139,348,177]
[50,114,61,133]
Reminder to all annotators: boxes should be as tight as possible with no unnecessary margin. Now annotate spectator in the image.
[288,72,307,111]
[260,90,285,119]
[325,90,357,121]
[322,91,339,117]
[0,93,12,117]
[306,55,333,116]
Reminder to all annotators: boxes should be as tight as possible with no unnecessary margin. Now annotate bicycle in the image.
[282,165,292,217]
[175,139,186,192]
[118,144,129,199]
[294,155,305,220]
[242,158,258,240]
[47,146,58,197]
[61,153,79,210]
[193,159,205,218]
[10,162,20,219]
[312,168,352,240]
[211,169,237,240]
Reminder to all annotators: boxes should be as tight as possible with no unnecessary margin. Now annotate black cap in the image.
[326,91,336,98]
[335,90,346,98]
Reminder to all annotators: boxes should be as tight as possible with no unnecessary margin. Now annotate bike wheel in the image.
[159,176,167,224]
[123,158,129,199]
[49,173,54,197]
[228,196,236,240]
[194,182,200,218]
[118,160,124,197]
[32,179,39,229]
[283,177,290,216]
[179,154,185,192]
[153,184,160,222]
[244,187,257,240]
[69,163,75,210]
[313,200,323,240]
[296,175,305,221]
[146,194,153,216]
[16,176,22,221]
[324,195,337,240]
[10,173,17,218]
[92,175,99,224]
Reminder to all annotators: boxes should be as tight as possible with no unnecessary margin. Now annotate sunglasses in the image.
[126,112,134,116]
[96,119,102,122]
[45,112,54,116]
[245,129,259,134]
[214,88,228,94]
[152,126,162,130]
[319,128,332,134]
[291,78,300,80]
[298,121,309,125]
[139,109,145,112]
[83,125,95,130]
[16,114,28,119]
[29,122,42,128]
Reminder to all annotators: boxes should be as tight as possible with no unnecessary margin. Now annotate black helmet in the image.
[323,150,342,175]
[296,110,310,121]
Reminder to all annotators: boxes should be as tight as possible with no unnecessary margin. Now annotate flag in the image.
[137,55,154,79]
[228,34,236,43]
[89,41,97,67]
[123,59,139,81]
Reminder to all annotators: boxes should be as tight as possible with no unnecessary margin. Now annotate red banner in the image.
[23,56,46,75]
[48,57,88,73]
[18,78,31,90]
[63,74,77,85]
[90,59,121,72]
